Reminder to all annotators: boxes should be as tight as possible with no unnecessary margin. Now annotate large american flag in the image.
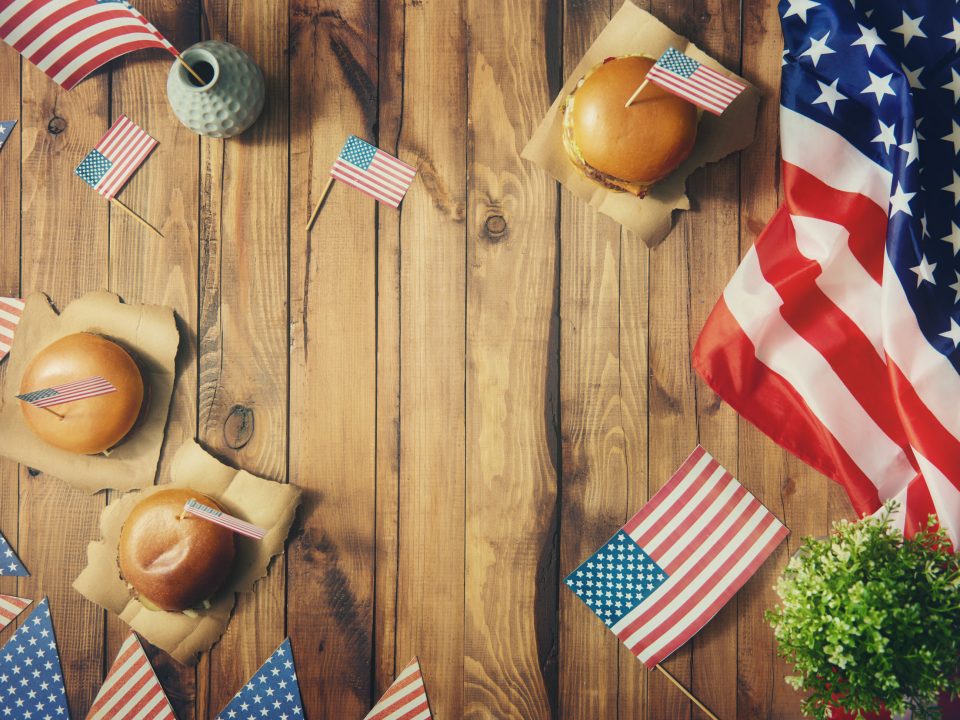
[646,47,747,115]
[76,115,157,200]
[694,0,960,546]
[0,296,23,363]
[364,658,433,720]
[0,0,176,90]
[331,135,417,208]
[17,375,116,407]
[86,633,175,720]
[565,446,788,668]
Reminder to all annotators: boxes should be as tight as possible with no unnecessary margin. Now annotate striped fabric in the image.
[645,47,746,115]
[86,633,175,720]
[364,658,432,720]
[0,0,177,90]
[0,297,23,363]
[0,594,30,632]
[566,446,788,668]
[75,115,158,200]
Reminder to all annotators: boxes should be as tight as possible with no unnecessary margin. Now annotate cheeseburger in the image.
[562,55,699,197]
[18,333,145,455]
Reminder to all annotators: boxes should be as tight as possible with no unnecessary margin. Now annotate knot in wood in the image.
[47,117,66,135]
[223,405,254,449]
[483,214,508,243]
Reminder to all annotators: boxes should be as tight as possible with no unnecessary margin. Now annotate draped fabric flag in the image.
[0,594,30,632]
[76,115,158,200]
[364,658,432,720]
[0,530,27,576]
[215,638,303,720]
[645,47,746,115]
[0,0,177,90]
[565,446,788,668]
[693,0,960,545]
[0,598,69,718]
[86,633,175,720]
[0,297,23,364]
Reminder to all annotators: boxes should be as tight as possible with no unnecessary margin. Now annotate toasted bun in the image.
[564,56,698,194]
[119,488,237,612]
[18,333,145,455]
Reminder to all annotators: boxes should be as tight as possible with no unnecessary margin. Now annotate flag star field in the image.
[0,598,69,720]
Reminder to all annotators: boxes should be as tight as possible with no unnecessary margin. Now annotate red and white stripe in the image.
[0,0,177,90]
[0,296,24,362]
[0,594,30,632]
[90,114,158,199]
[694,106,960,545]
[331,150,416,208]
[646,62,745,116]
[19,375,116,407]
[86,633,176,720]
[183,499,266,540]
[364,658,432,720]
[613,446,788,668]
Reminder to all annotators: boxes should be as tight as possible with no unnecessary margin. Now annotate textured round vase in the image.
[166,41,265,138]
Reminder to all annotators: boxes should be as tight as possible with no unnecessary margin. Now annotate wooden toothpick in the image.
[39,406,65,420]
[624,78,650,108]
[655,664,720,720]
[306,177,336,232]
[176,53,207,87]
[111,198,163,238]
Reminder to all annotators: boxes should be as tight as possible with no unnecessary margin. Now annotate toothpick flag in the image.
[0,0,178,90]
[0,297,23,364]
[331,135,416,208]
[183,499,266,540]
[17,375,117,408]
[0,531,27,576]
[0,595,30,633]
[643,48,746,115]
[565,445,788,669]
[86,633,176,720]
[0,598,69,718]
[0,120,15,152]
[364,658,432,720]
[215,638,303,720]
[76,115,158,200]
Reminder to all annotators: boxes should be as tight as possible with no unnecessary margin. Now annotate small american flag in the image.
[76,115,158,200]
[86,633,175,720]
[565,446,788,668]
[0,120,15,152]
[215,639,303,720]
[0,0,177,90]
[645,47,746,116]
[0,594,29,633]
[17,375,117,408]
[364,658,432,720]
[0,296,23,363]
[183,499,266,540]
[331,135,416,208]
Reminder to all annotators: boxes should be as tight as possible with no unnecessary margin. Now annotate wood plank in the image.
[105,2,202,717]
[198,1,290,715]
[288,1,379,717]
[17,51,109,718]
[464,0,559,716]
[391,0,468,717]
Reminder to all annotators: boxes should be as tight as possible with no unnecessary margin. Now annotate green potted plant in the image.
[766,503,960,719]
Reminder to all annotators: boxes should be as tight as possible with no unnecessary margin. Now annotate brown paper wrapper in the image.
[0,291,178,493]
[73,440,301,665]
[521,1,760,247]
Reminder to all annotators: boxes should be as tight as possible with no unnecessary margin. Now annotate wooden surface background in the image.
[0,1,856,718]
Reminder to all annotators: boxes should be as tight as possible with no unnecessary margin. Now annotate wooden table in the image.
[0,1,855,718]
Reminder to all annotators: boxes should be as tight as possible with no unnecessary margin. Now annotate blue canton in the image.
[655,47,701,78]
[338,135,378,170]
[0,532,27,577]
[0,122,15,153]
[15,388,57,405]
[74,150,112,189]
[779,0,960,364]
[0,598,69,719]
[565,531,668,627]
[216,638,303,720]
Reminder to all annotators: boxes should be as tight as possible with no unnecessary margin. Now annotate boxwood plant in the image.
[766,503,960,719]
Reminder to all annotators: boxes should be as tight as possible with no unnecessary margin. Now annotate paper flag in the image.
[17,376,118,408]
[0,595,30,633]
[215,638,303,720]
[0,297,24,364]
[183,499,266,540]
[0,598,69,717]
[331,135,416,208]
[0,1,177,90]
[86,632,175,720]
[645,47,746,115]
[364,657,432,720]
[565,446,788,668]
[0,121,15,153]
[76,116,159,200]
[0,530,28,576]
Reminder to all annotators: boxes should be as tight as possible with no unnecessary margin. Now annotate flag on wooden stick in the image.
[0,297,23,363]
[215,638,303,720]
[86,633,176,720]
[565,445,788,669]
[364,658,433,720]
[17,375,117,408]
[76,115,158,200]
[0,0,178,90]
[0,594,30,632]
[640,47,746,115]
[331,135,416,208]
[182,499,266,540]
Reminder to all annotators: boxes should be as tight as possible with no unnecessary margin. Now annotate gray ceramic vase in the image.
[166,40,265,138]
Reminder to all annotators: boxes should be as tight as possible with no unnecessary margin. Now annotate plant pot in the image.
[166,40,265,138]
